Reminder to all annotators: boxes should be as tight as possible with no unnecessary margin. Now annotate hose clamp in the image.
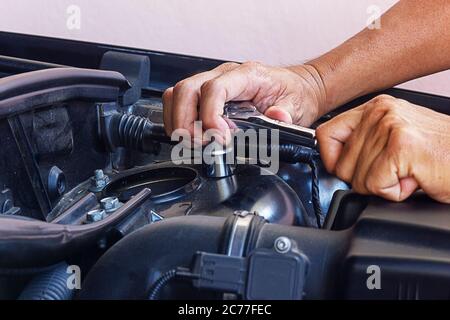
[226,210,257,257]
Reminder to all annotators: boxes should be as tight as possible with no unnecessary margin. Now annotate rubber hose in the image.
[18,262,74,300]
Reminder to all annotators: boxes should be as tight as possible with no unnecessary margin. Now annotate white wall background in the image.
[0,0,448,96]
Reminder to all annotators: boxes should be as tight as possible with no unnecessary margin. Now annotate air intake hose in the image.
[79,215,347,299]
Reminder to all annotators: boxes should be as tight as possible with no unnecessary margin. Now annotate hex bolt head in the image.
[94,169,104,180]
[89,169,109,192]
[86,209,106,223]
[274,236,292,254]
[100,196,121,213]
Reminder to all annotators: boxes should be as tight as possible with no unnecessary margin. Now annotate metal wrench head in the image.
[223,101,318,149]
[223,101,264,119]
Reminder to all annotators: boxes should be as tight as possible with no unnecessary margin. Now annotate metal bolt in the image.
[100,196,121,213]
[274,236,292,253]
[89,169,109,192]
[86,209,106,223]
[95,170,104,180]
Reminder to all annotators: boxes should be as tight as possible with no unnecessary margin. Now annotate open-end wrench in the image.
[223,101,318,149]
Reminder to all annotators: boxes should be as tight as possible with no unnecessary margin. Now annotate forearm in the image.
[301,0,450,115]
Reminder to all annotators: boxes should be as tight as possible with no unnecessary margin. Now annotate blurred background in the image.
[0,0,448,96]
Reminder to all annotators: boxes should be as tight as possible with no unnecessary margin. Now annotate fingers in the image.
[162,87,174,135]
[317,94,420,201]
[164,61,324,140]
[350,124,389,194]
[199,63,268,130]
[163,62,239,136]
[316,108,363,173]
[351,111,400,193]
[334,99,392,182]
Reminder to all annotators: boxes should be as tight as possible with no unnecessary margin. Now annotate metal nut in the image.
[89,169,109,192]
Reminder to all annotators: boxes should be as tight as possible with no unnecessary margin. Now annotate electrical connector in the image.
[191,249,308,300]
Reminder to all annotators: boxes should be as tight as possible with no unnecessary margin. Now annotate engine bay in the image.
[0,32,449,300]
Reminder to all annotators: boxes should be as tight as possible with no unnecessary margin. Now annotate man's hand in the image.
[316,95,450,203]
[163,62,327,138]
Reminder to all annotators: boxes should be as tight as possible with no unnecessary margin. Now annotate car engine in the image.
[0,33,449,300]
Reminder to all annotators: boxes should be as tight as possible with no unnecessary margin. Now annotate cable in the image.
[305,158,323,228]
[148,269,177,300]
[148,251,307,300]
[147,267,198,300]
[276,144,323,228]
[235,141,323,228]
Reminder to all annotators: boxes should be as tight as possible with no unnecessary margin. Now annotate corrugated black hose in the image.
[18,262,74,300]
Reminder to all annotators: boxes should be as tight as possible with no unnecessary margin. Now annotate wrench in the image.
[223,101,317,149]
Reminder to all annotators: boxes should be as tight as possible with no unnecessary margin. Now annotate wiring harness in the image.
[276,144,323,228]
[148,250,307,300]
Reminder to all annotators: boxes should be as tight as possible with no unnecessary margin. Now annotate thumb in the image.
[376,177,419,202]
[366,152,419,201]
[264,106,293,124]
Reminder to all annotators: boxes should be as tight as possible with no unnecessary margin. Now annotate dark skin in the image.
[163,0,450,203]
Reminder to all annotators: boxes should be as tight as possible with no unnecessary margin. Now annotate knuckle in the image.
[218,62,239,72]
[162,87,173,102]
[241,60,263,69]
[240,61,267,76]
[377,114,400,132]
[364,95,402,122]
[364,103,387,121]
[365,95,396,114]
[174,79,195,93]
[371,94,396,106]
[200,78,222,94]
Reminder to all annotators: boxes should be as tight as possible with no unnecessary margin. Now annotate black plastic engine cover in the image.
[340,194,450,299]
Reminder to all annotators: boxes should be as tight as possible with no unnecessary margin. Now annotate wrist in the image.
[287,64,329,118]
[304,58,341,114]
